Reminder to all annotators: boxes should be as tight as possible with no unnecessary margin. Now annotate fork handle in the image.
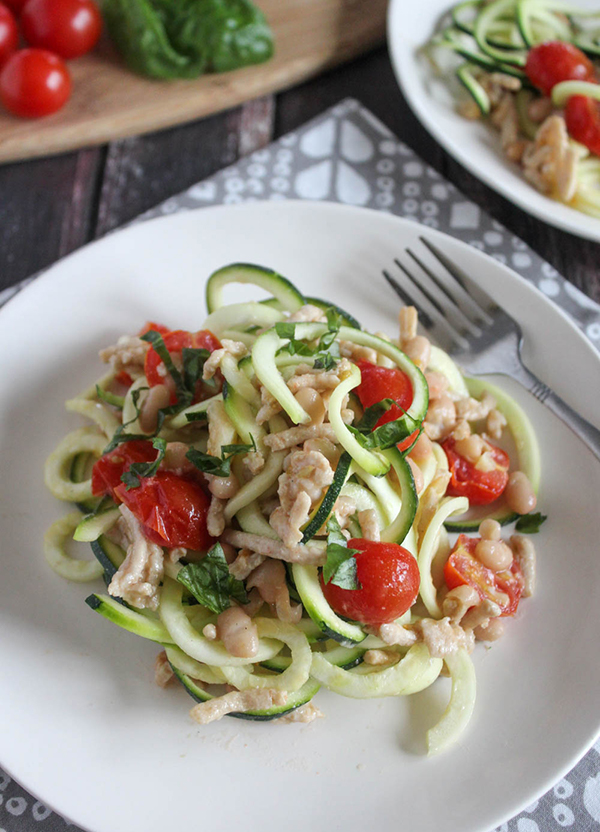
[514,365,600,463]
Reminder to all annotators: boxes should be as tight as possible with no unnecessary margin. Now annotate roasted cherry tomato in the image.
[355,360,418,451]
[139,320,170,337]
[444,534,524,616]
[442,436,509,506]
[21,0,102,59]
[114,471,212,551]
[0,4,18,66]
[320,538,420,627]
[3,0,27,12]
[565,95,600,157]
[526,41,595,96]
[0,48,71,117]
[91,440,157,499]
[144,328,222,403]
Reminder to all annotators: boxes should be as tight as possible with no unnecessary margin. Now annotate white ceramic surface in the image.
[388,0,600,242]
[1,201,600,832]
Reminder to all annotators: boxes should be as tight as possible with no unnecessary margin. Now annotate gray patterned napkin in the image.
[2,98,600,832]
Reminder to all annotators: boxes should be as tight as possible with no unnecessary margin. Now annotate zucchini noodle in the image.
[43,261,541,747]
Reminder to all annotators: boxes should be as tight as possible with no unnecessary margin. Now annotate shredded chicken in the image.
[442,585,480,625]
[287,359,352,393]
[190,689,288,724]
[154,651,175,688]
[243,450,265,475]
[332,495,356,530]
[399,306,418,346]
[461,599,502,631]
[490,92,527,162]
[168,547,186,563]
[203,339,247,381]
[424,394,457,441]
[510,534,536,598]
[278,703,324,724]
[522,114,578,203]
[264,423,338,452]
[363,649,398,666]
[455,392,496,422]
[99,335,149,375]
[414,617,475,658]
[486,408,507,440]
[247,558,303,624]
[287,304,327,323]
[278,448,334,511]
[108,506,165,611]
[257,386,282,425]
[206,495,226,537]
[339,340,378,364]
[229,548,266,581]
[378,622,418,647]
[270,491,312,548]
[357,509,380,542]
[222,530,325,565]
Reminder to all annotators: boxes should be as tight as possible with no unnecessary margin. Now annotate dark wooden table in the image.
[1,45,599,303]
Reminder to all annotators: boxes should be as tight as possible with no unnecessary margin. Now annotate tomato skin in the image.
[3,0,26,12]
[565,95,600,157]
[114,472,212,551]
[442,437,509,506]
[144,328,222,403]
[320,539,420,627]
[0,48,71,117]
[0,4,18,66]
[355,360,418,451]
[21,0,102,59]
[526,41,595,96]
[444,535,524,616]
[91,440,157,499]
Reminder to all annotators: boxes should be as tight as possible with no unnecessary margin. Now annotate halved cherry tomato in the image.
[114,472,212,551]
[0,48,71,117]
[21,0,102,60]
[526,41,595,96]
[144,328,222,403]
[320,538,420,627]
[91,440,157,499]
[0,4,18,67]
[442,436,509,506]
[114,370,133,387]
[565,95,600,157]
[355,360,418,451]
[139,321,170,337]
[444,534,524,616]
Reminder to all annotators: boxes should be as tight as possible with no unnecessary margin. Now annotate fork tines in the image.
[382,236,495,354]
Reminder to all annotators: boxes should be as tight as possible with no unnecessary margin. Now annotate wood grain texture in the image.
[0,0,385,165]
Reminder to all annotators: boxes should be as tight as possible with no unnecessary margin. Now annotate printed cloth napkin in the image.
[2,98,600,832]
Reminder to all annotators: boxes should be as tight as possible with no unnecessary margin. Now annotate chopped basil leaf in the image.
[515,512,547,534]
[349,412,420,451]
[141,330,185,390]
[313,354,337,371]
[103,387,157,453]
[355,398,396,433]
[182,347,211,392]
[176,543,248,614]
[186,440,255,478]
[95,385,125,409]
[322,516,361,590]
[120,437,167,490]
[275,322,297,341]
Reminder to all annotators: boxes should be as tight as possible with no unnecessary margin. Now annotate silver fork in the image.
[383,236,600,462]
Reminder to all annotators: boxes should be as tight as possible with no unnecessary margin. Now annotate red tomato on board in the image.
[354,360,418,451]
[525,41,595,96]
[21,0,102,59]
[444,535,524,617]
[0,4,18,66]
[0,48,71,117]
[442,437,509,506]
[114,472,212,552]
[144,328,222,402]
[565,95,600,157]
[91,440,157,499]
[320,539,420,627]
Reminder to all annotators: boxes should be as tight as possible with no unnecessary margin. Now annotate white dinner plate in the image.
[388,0,600,242]
[1,201,600,832]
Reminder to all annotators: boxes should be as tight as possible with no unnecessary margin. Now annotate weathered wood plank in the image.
[95,97,275,238]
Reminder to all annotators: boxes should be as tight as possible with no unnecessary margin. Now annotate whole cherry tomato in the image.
[444,534,524,617]
[114,472,212,552]
[321,538,420,627]
[21,0,102,59]
[0,3,18,66]
[0,48,71,117]
[144,328,222,403]
[565,95,600,157]
[526,41,595,96]
[2,0,27,12]
[442,436,509,506]
[354,360,418,451]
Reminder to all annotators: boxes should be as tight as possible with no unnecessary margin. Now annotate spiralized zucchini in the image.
[43,261,541,752]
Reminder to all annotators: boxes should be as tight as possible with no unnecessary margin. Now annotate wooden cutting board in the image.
[0,0,387,163]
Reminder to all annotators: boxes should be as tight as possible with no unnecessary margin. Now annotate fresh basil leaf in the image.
[275,322,297,341]
[95,385,125,409]
[182,347,211,392]
[141,330,185,390]
[514,512,547,534]
[221,438,257,456]
[185,410,209,423]
[185,440,254,478]
[349,412,420,451]
[325,306,343,333]
[322,516,361,590]
[355,398,396,433]
[313,353,337,371]
[103,386,152,453]
[120,437,167,490]
[176,543,248,614]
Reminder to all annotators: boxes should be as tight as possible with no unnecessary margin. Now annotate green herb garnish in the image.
[176,543,248,613]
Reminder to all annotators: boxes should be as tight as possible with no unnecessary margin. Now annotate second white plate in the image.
[388,0,600,242]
